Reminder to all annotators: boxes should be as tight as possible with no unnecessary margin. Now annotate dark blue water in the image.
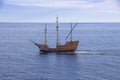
[0,23,120,80]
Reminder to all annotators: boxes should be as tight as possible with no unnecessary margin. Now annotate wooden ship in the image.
[33,17,79,53]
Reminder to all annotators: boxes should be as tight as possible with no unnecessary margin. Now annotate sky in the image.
[0,0,120,22]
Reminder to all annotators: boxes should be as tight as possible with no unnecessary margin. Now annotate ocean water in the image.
[0,23,120,80]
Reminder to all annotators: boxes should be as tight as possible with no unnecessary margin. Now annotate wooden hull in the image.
[35,41,79,53]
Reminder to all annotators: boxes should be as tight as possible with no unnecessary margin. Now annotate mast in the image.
[65,23,78,40]
[45,24,47,45]
[56,16,59,47]
[70,23,72,41]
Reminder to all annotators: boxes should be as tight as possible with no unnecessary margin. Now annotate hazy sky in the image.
[0,0,120,22]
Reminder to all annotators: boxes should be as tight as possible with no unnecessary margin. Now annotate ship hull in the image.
[40,50,75,53]
[35,41,79,53]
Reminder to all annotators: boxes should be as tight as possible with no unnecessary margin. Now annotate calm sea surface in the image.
[0,23,120,80]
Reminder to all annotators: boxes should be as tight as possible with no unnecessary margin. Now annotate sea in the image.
[0,22,120,80]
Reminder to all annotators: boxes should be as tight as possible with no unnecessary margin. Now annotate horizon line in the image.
[0,21,120,23]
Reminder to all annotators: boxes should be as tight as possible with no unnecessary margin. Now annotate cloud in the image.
[90,0,120,13]
[85,0,104,3]
[5,0,95,8]
[5,0,119,10]
[116,0,120,3]
[0,0,3,8]
[2,0,120,22]
[116,0,120,7]
[4,0,120,14]
[5,0,120,13]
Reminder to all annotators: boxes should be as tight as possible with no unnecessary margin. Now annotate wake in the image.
[75,50,120,55]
